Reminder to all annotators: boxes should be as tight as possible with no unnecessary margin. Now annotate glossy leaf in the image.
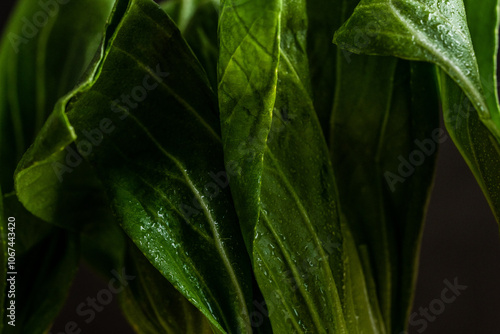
[463,0,500,128]
[121,241,214,334]
[439,74,500,223]
[219,0,348,332]
[218,0,280,251]
[446,0,500,223]
[333,0,500,144]
[15,0,253,333]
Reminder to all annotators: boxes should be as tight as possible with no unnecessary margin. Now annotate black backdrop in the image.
[1,1,499,333]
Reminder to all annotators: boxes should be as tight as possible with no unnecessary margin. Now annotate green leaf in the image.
[438,74,500,223]
[331,46,397,331]
[219,0,347,332]
[0,1,120,330]
[14,107,121,231]
[441,0,500,223]
[218,0,280,251]
[331,47,440,332]
[333,0,500,226]
[332,55,396,332]
[330,3,440,330]
[0,0,115,192]
[121,241,214,334]
[0,0,118,235]
[342,219,386,334]
[15,0,253,333]
[2,193,79,334]
[463,0,500,125]
[333,0,500,144]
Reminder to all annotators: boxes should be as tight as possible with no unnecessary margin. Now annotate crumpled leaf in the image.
[0,0,115,192]
[0,0,117,231]
[0,0,114,332]
[14,0,253,333]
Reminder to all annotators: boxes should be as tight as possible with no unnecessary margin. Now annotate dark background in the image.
[1,1,500,333]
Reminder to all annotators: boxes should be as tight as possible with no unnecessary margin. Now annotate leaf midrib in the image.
[263,147,345,332]
[109,157,229,331]
[118,111,250,332]
[385,0,490,120]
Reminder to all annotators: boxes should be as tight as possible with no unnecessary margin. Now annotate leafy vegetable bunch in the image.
[0,0,499,333]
